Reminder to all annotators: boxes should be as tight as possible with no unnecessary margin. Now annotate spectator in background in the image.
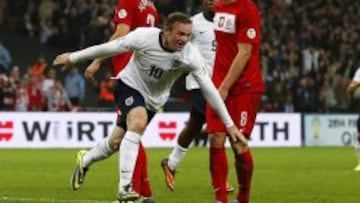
[47,79,71,111]
[8,66,23,110]
[283,94,294,112]
[15,80,29,111]
[32,55,48,78]
[295,75,318,112]
[8,66,21,86]
[319,78,337,112]
[26,75,45,111]
[1,75,16,110]
[42,68,56,96]
[0,42,12,73]
[64,67,85,108]
[302,45,320,76]
[41,68,57,110]
[97,71,115,108]
[0,74,16,110]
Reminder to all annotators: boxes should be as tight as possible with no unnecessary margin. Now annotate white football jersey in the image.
[70,27,234,127]
[186,12,216,90]
[352,67,360,82]
[71,28,206,110]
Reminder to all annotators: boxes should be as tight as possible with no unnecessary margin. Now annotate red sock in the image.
[132,142,143,194]
[139,143,152,197]
[132,142,152,197]
[235,150,253,203]
[210,147,228,203]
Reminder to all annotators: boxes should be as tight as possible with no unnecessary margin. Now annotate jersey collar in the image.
[159,32,176,53]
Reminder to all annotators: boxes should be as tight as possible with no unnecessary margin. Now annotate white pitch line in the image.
[0,196,113,203]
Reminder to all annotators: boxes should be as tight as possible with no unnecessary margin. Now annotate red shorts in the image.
[206,92,261,138]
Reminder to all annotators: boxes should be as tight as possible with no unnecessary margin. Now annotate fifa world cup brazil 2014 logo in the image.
[311,117,321,139]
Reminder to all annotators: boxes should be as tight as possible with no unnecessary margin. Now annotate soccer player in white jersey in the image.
[347,67,360,171]
[53,12,247,202]
[160,0,234,193]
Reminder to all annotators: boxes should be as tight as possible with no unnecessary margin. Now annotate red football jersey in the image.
[111,0,159,75]
[213,0,264,94]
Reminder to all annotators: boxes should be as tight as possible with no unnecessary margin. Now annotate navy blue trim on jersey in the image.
[159,32,175,53]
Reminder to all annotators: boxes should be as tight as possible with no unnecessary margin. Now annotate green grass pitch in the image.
[0,147,359,203]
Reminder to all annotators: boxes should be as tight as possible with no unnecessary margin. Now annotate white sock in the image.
[119,131,141,192]
[82,136,114,168]
[168,143,188,171]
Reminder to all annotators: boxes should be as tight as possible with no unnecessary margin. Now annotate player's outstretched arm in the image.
[53,53,72,71]
[53,38,129,72]
[347,81,360,94]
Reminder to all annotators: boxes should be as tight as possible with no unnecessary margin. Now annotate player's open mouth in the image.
[177,42,185,48]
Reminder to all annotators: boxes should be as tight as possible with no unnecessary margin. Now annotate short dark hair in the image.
[165,12,192,30]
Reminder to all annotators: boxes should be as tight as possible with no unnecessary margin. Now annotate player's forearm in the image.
[110,24,130,41]
[220,44,251,90]
[347,82,360,94]
[195,74,234,128]
[70,39,126,64]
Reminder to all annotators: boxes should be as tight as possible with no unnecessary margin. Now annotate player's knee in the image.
[107,136,121,151]
[107,127,124,150]
[127,119,147,133]
[231,142,249,155]
[127,107,148,133]
[109,140,120,150]
[209,133,226,148]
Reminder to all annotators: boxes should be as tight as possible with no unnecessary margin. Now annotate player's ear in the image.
[163,25,170,32]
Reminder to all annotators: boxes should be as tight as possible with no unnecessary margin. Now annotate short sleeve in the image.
[119,27,145,51]
[113,0,136,26]
[236,6,260,44]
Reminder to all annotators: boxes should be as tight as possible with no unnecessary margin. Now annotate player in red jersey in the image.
[160,0,234,194]
[71,1,159,202]
[110,0,159,76]
[207,0,264,202]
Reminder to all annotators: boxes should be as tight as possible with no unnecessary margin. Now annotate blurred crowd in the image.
[0,0,359,112]
[260,0,359,113]
[0,55,84,111]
